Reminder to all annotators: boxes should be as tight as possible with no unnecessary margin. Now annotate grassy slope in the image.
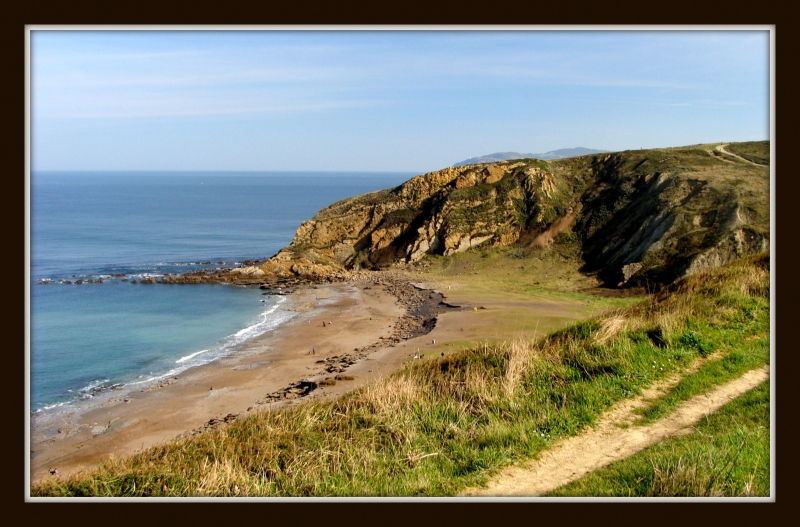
[32,253,769,497]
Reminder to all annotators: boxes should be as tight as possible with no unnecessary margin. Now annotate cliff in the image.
[243,141,770,288]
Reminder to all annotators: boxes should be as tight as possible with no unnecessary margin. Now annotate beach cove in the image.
[30,260,604,485]
[30,274,460,483]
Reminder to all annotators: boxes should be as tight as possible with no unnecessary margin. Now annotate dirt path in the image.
[716,144,767,167]
[462,365,769,497]
[708,147,735,164]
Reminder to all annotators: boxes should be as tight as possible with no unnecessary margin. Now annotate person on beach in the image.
[323,321,326,327]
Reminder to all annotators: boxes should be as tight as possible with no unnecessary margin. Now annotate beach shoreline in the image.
[29,274,453,484]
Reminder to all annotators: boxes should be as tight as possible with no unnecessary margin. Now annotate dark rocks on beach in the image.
[263,289,294,296]
[259,379,321,403]
[255,273,455,407]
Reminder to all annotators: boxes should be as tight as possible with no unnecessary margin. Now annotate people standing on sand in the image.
[323,321,326,327]
[312,348,316,355]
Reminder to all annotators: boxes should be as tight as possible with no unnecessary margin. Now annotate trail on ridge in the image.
[716,144,767,167]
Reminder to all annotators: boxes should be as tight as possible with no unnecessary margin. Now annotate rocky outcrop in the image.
[571,147,770,286]
[183,142,770,289]
[262,159,580,276]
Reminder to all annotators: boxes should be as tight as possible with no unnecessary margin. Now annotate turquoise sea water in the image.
[30,171,413,412]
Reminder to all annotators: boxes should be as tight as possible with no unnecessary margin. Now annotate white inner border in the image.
[25,25,776,503]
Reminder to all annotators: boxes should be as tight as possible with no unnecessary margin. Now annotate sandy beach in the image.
[30,279,415,483]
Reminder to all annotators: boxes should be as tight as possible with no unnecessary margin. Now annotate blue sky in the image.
[31,30,770,173]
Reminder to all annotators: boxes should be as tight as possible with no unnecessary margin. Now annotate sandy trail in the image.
[715,144,767,167]
[708,148,735,163]
[462,364,769,497]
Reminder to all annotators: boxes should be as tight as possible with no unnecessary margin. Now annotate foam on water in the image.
[40,294,297,407]
[176,349,210,364]
[129,296,298,385]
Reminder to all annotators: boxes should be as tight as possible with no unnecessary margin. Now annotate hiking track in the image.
[462,365,769,497]
[716,144,767,167]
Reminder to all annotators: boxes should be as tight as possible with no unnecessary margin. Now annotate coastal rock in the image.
[167,142,769,289]
[229,266,265,278]
[618,262,643,286]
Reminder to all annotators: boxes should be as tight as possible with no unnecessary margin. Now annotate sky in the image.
[30,30,770,173]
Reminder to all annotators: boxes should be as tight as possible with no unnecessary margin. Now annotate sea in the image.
[29,171,413,415]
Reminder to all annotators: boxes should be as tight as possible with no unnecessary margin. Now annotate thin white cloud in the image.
[33,96,385,119]
[34,65,352,89]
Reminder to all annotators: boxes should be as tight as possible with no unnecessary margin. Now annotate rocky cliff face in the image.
[258,142,770,288]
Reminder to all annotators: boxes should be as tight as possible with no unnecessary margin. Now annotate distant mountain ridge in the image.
[454,147,606,166]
